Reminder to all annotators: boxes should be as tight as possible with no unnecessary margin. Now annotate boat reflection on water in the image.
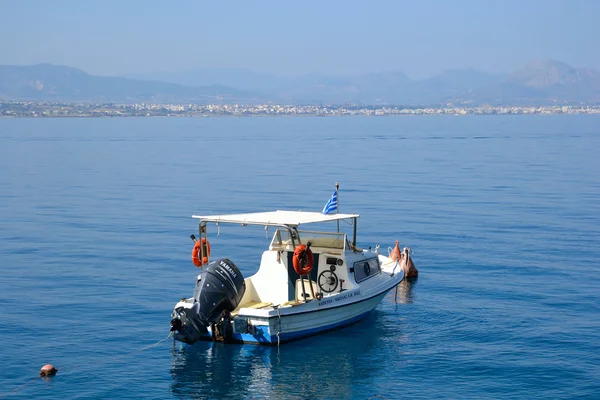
[170,340,276,399]
[169,313,389,399]
[390,277,418,305]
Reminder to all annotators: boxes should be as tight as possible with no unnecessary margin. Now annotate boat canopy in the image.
[192,210,359,228]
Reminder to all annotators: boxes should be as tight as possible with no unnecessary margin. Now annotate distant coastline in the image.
[1,101,599,118]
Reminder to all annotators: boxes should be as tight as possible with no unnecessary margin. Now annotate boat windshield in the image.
[269,229,346,251]
[269,228,296,251]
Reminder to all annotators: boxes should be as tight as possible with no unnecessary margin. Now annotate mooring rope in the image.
[0,332,173,399]
[275,306,282,347]
[0,376,40,399]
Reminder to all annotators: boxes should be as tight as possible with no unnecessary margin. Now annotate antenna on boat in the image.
[336,182,340,233]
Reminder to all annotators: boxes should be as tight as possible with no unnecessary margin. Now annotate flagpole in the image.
[336,182,339,233]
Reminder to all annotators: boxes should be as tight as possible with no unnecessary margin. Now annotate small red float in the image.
[40,364,57,377]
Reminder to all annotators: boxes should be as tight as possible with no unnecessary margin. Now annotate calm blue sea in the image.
[1,115,599,399]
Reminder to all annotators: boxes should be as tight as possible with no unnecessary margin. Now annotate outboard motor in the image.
[192,258,246,326]
[171,258,246,344]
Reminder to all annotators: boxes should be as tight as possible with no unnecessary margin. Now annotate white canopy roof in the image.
[192,210,359,227]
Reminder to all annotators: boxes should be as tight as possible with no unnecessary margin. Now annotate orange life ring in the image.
[192,238,211,267]
[293,244,313,275]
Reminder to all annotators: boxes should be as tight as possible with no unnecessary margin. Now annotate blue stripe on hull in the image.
[233,308,375,345]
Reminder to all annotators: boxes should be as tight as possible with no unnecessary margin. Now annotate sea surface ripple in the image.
[1,115,599,399]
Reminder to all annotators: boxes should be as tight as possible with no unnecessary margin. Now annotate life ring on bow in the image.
[192,238,211,267]
[293,244,313,275]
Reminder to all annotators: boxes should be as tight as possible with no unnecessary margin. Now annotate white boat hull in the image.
[233,290,390,344]
[175,269,403,345]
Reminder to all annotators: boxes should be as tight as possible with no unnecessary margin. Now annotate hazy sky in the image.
[1,0,598,79]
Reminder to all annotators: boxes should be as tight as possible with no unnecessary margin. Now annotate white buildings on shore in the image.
[1,101,600,117]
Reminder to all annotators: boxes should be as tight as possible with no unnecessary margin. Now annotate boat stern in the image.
[170,298,209,344]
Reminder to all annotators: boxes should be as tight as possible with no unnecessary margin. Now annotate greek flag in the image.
[322,191,338,214]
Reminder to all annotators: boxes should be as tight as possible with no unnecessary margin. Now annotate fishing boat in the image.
[170,195,417,346]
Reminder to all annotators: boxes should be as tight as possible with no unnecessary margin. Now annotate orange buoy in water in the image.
[390,240,401,261]
[40,364,57,376]
[390,241,418,277]
[402,247,419,278]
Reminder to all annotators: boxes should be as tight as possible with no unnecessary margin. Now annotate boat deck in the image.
[231,300,273,317]
[231,298,311,317]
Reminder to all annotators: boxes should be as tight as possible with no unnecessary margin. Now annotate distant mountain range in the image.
[1,60,599,105]
[0,64,260,104]
[126,68,508,105]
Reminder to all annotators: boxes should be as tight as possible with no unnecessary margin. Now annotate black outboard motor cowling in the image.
[193,258,246,326]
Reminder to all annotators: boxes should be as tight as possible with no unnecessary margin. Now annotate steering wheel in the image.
[318,270,339,293]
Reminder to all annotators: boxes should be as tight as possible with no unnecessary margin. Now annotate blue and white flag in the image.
[322,191,338,214]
